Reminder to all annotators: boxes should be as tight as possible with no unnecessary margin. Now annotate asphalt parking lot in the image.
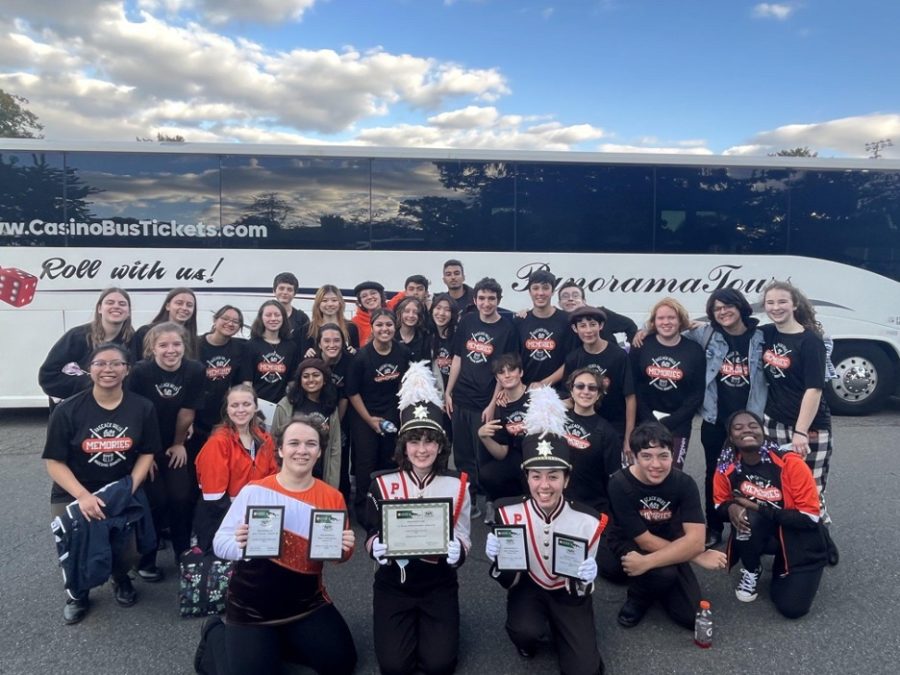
[3,402,899,675]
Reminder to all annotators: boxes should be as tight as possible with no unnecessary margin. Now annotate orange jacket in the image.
[196,426,278,501]
[351,290,406,346]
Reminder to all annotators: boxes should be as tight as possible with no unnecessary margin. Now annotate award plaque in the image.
[308,509,346,561]
[551,532,588,579]
[380,498,453,558]
[493,524,528,571]
[244,505,285,559]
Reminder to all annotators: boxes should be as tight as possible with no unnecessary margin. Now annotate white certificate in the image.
[243,505,284,559]
[494,525,528,572]
[552,533,587,579]
[381,498,452,558]
[308,510,346,561]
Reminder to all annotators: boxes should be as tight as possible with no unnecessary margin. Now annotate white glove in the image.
[577,556,598,584]
[446,539,461,566]
[485,532,500,563]
[371,538,389,565]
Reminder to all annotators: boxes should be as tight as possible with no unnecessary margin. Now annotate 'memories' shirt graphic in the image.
[646,356,683,391]
[81,422,133,467]
[465,330,495,364]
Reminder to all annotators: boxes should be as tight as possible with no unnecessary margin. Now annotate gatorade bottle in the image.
[694,600,713,648]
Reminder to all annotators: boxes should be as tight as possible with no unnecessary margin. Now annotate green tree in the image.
[0,89,44,138]
[769,146,818,157]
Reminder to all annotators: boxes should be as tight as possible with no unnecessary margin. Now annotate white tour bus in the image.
[1,140,898,414]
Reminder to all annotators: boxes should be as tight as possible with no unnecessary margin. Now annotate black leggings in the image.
[733,510,824,619]
[206,603,357,675]
[348,410,397,528]
[141,446,199,567]
[700,421,728,532]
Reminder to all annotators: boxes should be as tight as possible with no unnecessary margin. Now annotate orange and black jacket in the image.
[714,445,828,575]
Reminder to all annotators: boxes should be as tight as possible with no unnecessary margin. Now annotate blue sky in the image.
[1,0,898,156]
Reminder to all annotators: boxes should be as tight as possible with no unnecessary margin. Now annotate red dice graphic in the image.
[0,267,38,307]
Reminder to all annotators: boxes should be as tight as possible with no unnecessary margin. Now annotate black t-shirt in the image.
[325,350,354,400]
[397,329,431,364]
[598,306,638,345]
[515,309,575,385]
[195,335,246,433]
[127,359,205,450]
[492,393,529,460]
[346,342,410,420]
[761,325,830,429]
[287,307,311,355]
[240,337,300,404]
[563,411,620,514]
[715,329,752,423]
[42,389,161,502]
[451,314,518,410]
[564,342,634,436]
[607,468,704,545]
[432,333,454,388]
[630,334,706,436]
[728,459,785,510]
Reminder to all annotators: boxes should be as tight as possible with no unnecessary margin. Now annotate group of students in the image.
[38,260,837,674]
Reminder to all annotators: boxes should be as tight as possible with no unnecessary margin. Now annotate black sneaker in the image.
[705,528,723,549]
[516,645,536,659]
[63,596,89,625]
[617,597,649,628]
[137,566,165,583]
[112,577,138,607]
[824,527,839,566]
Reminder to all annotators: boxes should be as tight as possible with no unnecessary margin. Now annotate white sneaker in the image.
[735,566,761,602]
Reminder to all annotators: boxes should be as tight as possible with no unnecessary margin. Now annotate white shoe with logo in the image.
[735,566,761,602]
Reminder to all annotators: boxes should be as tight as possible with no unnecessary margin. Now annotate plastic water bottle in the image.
[379,419,398,434]
[694,600,713,648]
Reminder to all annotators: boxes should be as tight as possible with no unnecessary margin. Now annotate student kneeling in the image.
[600,422,726,629]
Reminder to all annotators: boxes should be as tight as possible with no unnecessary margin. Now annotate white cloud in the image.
[742,113,900,157]
[752,3,795,20]
[428,106,501,129]
[198,0,318,24]
[541,7,555,20]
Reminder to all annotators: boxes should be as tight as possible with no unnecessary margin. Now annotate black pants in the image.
[141,446,200,568]
[733,510,824,619]
[450,406,485,497]
[505,577,603,675]
[479,454,524,502]
[700,420,728,533]
[349,411,397,528]
[373,582,459,675]
[203,602,357,675]
[603,539,700,629]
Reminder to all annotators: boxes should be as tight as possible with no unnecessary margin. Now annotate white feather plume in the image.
[398,360,444,410]
[524,386,568,439]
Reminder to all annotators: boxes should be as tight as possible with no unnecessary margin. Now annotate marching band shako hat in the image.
[567,305,607,326]
[520,386,572,470]
[353,280,385,300]
[397,361,446,436]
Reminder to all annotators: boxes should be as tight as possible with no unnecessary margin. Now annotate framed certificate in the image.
[380,498,453,558]
[493,524,528,572]
[552,532,587,579]
[308,509,346,561]
[244,505,285,559]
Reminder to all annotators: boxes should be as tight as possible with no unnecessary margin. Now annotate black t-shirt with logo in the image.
[607,468,704,545]
[432,333,454,389]
[451,314,518,410]
[728,459,785,509]
[630,334,705,436]
[326,350,354,400]
[287,307,311,355]
[491,393,530,460]
[346,342,410,421]
[515,309,575,385]
[397,329,431,364]
[43,389,162,502]
[240,337,300,404]
[563,410,621,514]
[715,329,752,423]
[128,358,205,450]
[195,335,246,433]
[564,342,634,436]
[761,325,830,429]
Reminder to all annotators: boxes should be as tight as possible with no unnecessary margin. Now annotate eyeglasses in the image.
[90,360,128,369]
[713,304,736,314]
[572,382,599,392]
[219,318,242,326]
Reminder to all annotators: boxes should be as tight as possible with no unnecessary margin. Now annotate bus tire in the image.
[825,342,895,416]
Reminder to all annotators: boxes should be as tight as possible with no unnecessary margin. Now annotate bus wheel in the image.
[825,343,895,416]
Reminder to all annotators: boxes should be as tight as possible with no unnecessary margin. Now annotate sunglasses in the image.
[572,382,599,392]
